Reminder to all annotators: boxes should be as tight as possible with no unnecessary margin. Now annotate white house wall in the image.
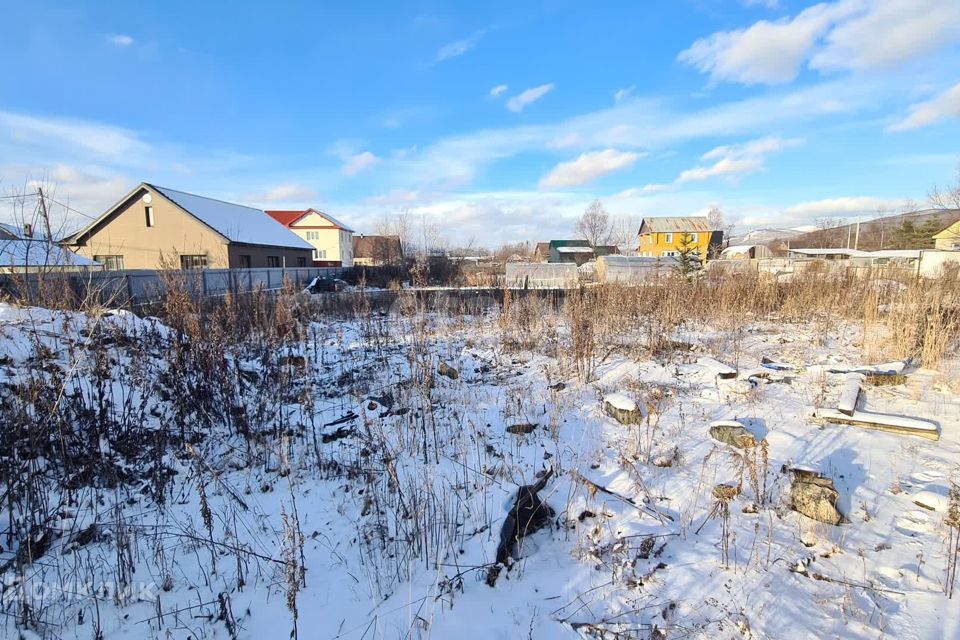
[289,211,354,266]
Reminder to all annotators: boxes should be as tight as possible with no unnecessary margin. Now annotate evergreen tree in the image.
[675,232,702,279]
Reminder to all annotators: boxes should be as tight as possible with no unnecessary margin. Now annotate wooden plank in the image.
[837,373,864,416]
[813,408,940,441]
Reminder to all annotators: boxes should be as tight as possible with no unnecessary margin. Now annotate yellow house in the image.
[637,216,719,262]
[65,183,314,270]
[266,209,354,267]
[933,219,960,251]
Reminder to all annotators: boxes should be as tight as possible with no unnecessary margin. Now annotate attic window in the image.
[145,206,154,227]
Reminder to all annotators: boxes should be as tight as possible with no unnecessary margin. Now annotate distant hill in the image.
[764,208,960,251]
[729,227,807,246]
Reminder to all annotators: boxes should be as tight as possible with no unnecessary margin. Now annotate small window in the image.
[296,257,307,267]
[662,250,679,257]
[94,255,125,271]
[145,206,154,227]
[306,231,319,241]
[239,254,251,269]
[179,254,207,270]
[664,233,673,244]
[267,256,281,268]
[689,232,697,243]
[312,249,327,260]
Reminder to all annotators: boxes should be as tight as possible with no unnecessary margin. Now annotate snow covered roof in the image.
[67,183,313,251]
[0,223,19,239]
[639,216,711,234]
[0,239,100,268]
[150,185,313,249]
[788,248,869,257]
[865,250,922,259]
[556,246,595,253]
[722,245,758,254]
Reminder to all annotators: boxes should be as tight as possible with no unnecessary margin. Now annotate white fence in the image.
[2,266,346,307]
[708,251,960,280]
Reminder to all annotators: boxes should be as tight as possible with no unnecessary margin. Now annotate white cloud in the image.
[0,111,150,158]
[783,196,910,219]
[613,184,672,199]
[676,136,803,184]
[549,132,585,149]
[0,164,131,236]
[341,151,379,176]
[614,86,635,103]
[811,0,960,72]
[539,149,641,189]
[365,188,423,205]
[436,30,486,62]
[107,34,135,47]
[680,0,960,86]
[678,3,852,85]
[506,84,554,113]
[489,84,508,97]
[246,184,317,203]
[889,82,960,131]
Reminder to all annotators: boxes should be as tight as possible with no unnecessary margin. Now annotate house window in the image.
[664,233,673,244]
[662,250,679,257]
[239,254,251,268]
[179,254,208,270]
[267,256,281,268]
[689,232,697,242]
[94,255,125,271]
[313,249,327,260]
[296,257,307,267]
[145,206,154,227]
[306,231,319,241]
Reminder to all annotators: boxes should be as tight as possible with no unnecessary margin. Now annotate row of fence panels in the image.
[2,267,345,308]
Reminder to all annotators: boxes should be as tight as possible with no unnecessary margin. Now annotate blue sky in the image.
[1,0,959,245]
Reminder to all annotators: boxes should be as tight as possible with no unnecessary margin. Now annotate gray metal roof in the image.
[0,239,101,268]
[639,216,711,234]
[149,184,313,250]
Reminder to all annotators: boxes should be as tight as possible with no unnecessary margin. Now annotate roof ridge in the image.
[148,183,265,214]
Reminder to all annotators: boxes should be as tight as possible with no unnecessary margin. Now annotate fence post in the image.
[125,273,134,307]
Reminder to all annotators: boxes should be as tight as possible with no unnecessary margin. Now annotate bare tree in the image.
[928,163,960,210]
[609,215,640,253]
[575,199,612,247]
[707,206,724,231]
[706,206,734,250]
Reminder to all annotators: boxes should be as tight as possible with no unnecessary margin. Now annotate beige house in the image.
[352,235,403,266]
[933,220,960,251]
[265,209,354,267]
[65,183,314,270]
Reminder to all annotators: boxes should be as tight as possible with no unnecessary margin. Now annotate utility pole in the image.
[37,187,53,242]
[854,217,861,250]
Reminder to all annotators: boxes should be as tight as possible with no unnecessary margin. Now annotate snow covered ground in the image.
[0,297,958,639]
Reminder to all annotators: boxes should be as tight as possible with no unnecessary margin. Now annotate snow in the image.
[151,184,314,250]
[814,407,940,437]
[837,372,864,415]
[0,238,101,268]
[0,301,958,639]
[603,392,637,412]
